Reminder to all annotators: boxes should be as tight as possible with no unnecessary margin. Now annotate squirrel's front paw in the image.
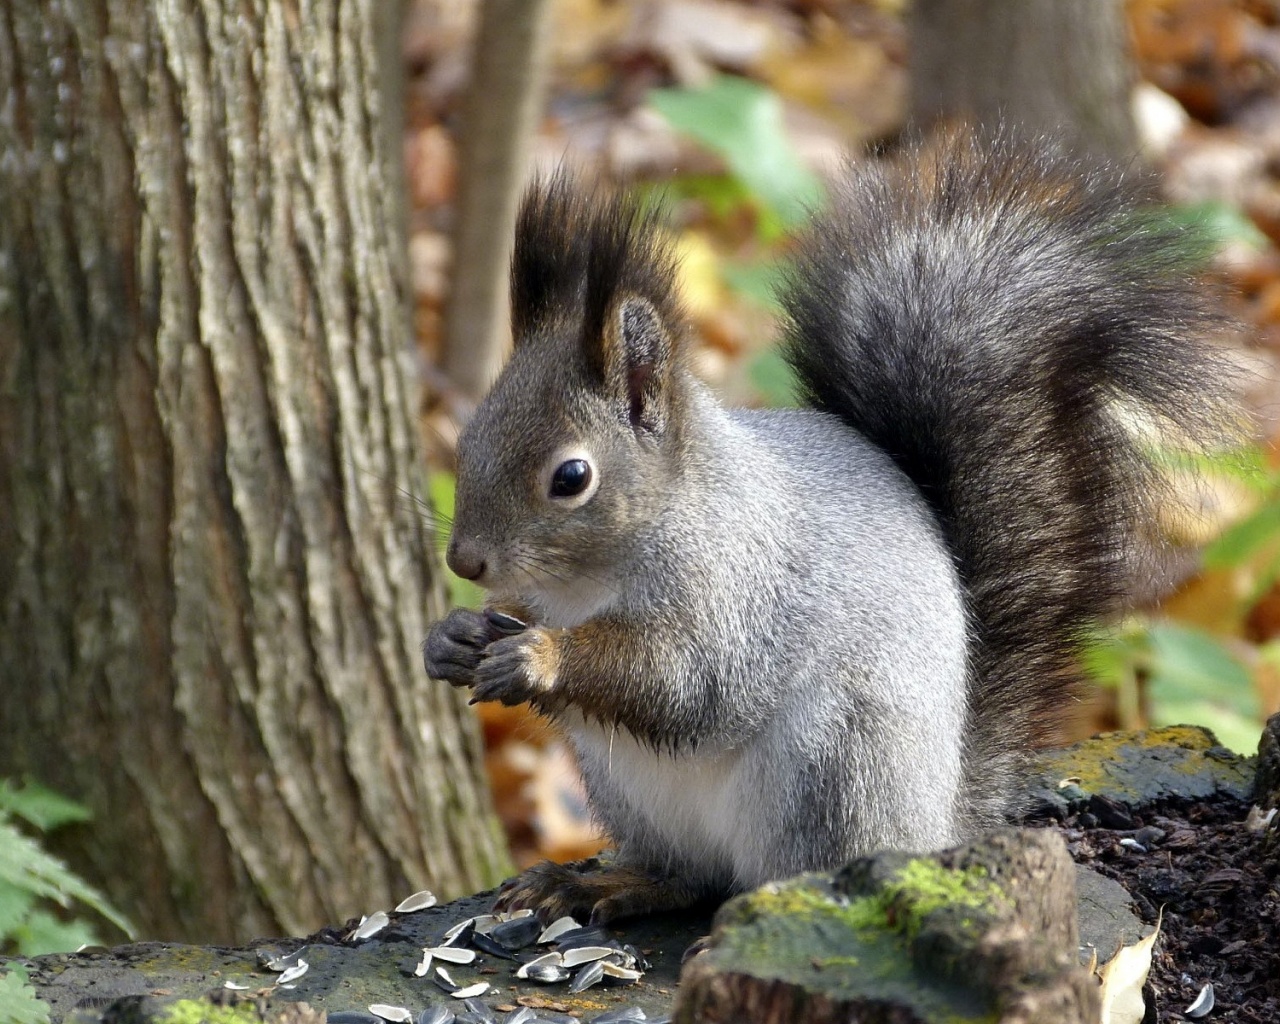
[422,608,493,686]
[470,629,560,707]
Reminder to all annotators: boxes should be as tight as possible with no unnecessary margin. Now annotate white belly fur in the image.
[567,718,747,881]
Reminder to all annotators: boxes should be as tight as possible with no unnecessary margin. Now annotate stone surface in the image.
[16,889,707,1024]
[673,829,1099,1024]
[1025,725,1255,823]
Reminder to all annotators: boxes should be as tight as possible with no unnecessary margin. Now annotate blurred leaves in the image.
[0,780,133,956]
[649,74,824,235]
[0,965,50,1024]
[1085,621,1263,754]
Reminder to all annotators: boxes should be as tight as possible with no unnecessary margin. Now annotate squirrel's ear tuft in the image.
[600,296,673,433]
[511,174,589,343]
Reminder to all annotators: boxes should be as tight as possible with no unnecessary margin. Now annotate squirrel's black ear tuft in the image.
[511,174,590,343]
[510,172,686,426]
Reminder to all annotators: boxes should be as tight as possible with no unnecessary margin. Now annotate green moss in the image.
[880,860,1006,939]
[156,998,263,1024]
[707,867,1002,1023]
[1035,725,1254,805]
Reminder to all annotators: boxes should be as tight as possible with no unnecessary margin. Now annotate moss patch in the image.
[1030,726,1255,815]
[707,864,1003,1023]
[156,999,265,1024]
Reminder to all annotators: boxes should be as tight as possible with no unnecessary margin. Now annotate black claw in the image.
[486,610,528,635]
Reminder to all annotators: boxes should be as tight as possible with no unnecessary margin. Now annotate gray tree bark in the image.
[910,0,1138,163]
[0,0,509,943]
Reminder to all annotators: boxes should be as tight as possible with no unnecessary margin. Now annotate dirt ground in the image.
[1044,796,1278,1024]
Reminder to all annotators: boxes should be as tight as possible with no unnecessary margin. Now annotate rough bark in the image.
[910,0,1138,163]
[442,0,555,404]
[0,0,509,944]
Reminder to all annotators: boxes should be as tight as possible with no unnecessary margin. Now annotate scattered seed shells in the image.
[488,914,543,950]
[351,910,391,941]
[520,963,571,984]
[275,960,309,986]
[1185,983,1214,1018]
[600,961,642,982]
[369,1005,414,1024]
[428,945,477,964]
[260,947,307,971]
[395,889,439,913]
[569,960,605,993]
[536,916,581,944]
[560,946,618,968]
[452,981,491,999]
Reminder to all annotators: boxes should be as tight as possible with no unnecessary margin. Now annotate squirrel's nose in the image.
[447,537,486,581]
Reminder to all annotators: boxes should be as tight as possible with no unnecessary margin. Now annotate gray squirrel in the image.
[423,131,1233,925]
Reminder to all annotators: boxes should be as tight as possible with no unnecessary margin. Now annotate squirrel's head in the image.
[447,175,693,619]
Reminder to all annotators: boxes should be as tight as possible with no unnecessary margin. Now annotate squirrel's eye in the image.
[550,458,592,498]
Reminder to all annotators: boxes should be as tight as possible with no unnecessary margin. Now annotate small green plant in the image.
[0,963,51,1024]
[0,779,132,956]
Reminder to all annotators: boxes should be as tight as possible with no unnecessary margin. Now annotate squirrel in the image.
[423,131,1234,925]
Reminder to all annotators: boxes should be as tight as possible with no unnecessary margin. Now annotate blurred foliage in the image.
[429,470,485,609]
[648,73,821,405]
[649,74,824,236]
[1084,444,1278,754]
[0,779,133,957]
[0,964,50,1024]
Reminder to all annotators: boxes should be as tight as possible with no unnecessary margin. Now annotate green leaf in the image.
[1146,623,1255,705]
[12,907,100,957]
[0,879,38,938]
[649,75,823,230]
[721,259,789,311]
[1079,624,1147,689]
[1163,199,1270,253]
[0,965,51,1024]
[1203,497,1280,569]
[428,471,484,609]
[0,819,132,939]
[0,781,92,832]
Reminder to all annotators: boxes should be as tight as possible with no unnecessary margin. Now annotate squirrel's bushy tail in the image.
[782,131,1236,828]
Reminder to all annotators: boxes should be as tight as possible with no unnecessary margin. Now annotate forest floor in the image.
[1047,798,1279,1024]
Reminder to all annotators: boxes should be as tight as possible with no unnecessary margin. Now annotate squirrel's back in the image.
[782,132,1235,828]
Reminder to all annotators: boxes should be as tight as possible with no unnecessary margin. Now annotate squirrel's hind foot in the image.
[494,858,713,925]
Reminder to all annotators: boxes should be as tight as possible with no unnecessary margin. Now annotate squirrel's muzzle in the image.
[446,537,487,582]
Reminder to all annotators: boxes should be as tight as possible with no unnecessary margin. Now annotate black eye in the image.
[550,458,592,498]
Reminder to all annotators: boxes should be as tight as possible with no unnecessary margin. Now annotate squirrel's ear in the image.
[599,296,673,434]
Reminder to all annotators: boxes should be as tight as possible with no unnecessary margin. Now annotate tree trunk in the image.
[910,0,1137,163]
[442,0,555,404]
[0,0,509,944]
